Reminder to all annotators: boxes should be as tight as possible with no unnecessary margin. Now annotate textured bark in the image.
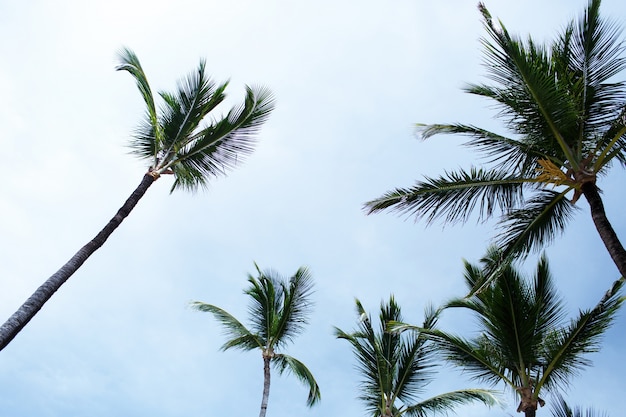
[259,355,271,417]
[582,182,626,279]
[0,173,156,351]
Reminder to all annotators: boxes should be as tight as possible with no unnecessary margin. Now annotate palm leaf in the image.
[538,276,625,391]
[403,389,499,417]
[189,301,262,351]
[364,168,527,224]
[272,353,321,406]
[169,85,275,192]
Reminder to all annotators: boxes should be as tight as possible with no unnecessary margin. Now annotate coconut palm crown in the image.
[335,296,498,417]
[412,249,624,417]
[364,0,626,286]
[191,264,320,417]
[0,49,274,351]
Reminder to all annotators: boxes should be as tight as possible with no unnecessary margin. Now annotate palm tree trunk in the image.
[0,173,157,351]
[582,182,626,279]
[259,355,271,417]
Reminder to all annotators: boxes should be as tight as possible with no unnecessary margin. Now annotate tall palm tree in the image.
[191,265,320,417]
[334,296,497,417]
[364,0,626,288]
[550,394,609,417]
[0,48,274,351]
[410,249,624,417]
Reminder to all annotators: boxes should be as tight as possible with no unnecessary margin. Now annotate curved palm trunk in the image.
[259,355,271,417]
[0,173,157,351]
[582,182,626,279]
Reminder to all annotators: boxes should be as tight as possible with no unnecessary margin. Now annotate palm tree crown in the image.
[419,249,624,416]
[117,47,275,191]
[335,296,497,417]
[191,264,320,417]
[364,0,626,282]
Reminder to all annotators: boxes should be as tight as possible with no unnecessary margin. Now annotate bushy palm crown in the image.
[117,48,274,191]
[191,265,320,407]
[365,0,626,281]
[335,297,497,417]
[419,249,624,416]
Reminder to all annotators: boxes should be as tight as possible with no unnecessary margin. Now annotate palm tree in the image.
[410,249,624,417]
[0,48,274,351]
[364,0,626,287]
[334,296,497,417]
[191,264,320,417]
[550,394,609,417]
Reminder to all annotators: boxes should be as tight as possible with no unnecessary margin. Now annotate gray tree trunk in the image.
[582,182,626,279]
[259,355,271,417]
[0,173,156,351]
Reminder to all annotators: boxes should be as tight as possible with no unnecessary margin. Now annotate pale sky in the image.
[1,1,625,416]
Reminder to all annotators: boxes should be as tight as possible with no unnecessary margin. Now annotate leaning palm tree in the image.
[191,265,320,417]
[410,249,624,417]
[0,48,274,351]
[365,0,626,288]
[334,296,497,417]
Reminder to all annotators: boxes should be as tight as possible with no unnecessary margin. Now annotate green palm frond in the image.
[272,353,321,406]
[364,168,527,224]
[423,328,510,387]
[170,85,275,192]
[550,393,610,417]
[189,301,262,351]
[245,271,281,346]
[538,276,624,391]
[273,266,314,347]
[418,123,551,176]
[116,47,162,164]
[496,189,577,258]
[403,389,499,417]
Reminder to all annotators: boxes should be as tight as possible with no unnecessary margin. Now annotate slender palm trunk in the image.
[259,355,271,417]
[582,182,626,279]
[0,173,157,351]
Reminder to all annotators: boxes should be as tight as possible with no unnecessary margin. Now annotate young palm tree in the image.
[334,296,497,417]
[411,249,624,417]
[364,0,626,287]
[191,265,320,417]
[0,48,274,351]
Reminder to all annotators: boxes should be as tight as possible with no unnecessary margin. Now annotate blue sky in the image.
[1,0,625,416]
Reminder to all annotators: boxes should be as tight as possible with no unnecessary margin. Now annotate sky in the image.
[1,0,625,416]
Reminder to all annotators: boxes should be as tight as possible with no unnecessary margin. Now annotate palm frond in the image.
[538,276,624,391]
[190,301,262,351]
[417,123,555,179]
[169,85,275,192]
[496,188,578,258]
[273,266,314,347]
[364,168,527,224]
[245,272,281,346]
[550,393,610,417]
[272,353,321,406]
[116,47,162,164]
[403,389,499,417]
[476,4,580,166]
[158,60,227,161]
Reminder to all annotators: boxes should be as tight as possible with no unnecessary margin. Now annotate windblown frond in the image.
[273,354,321,406]
[364,168,527,225]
